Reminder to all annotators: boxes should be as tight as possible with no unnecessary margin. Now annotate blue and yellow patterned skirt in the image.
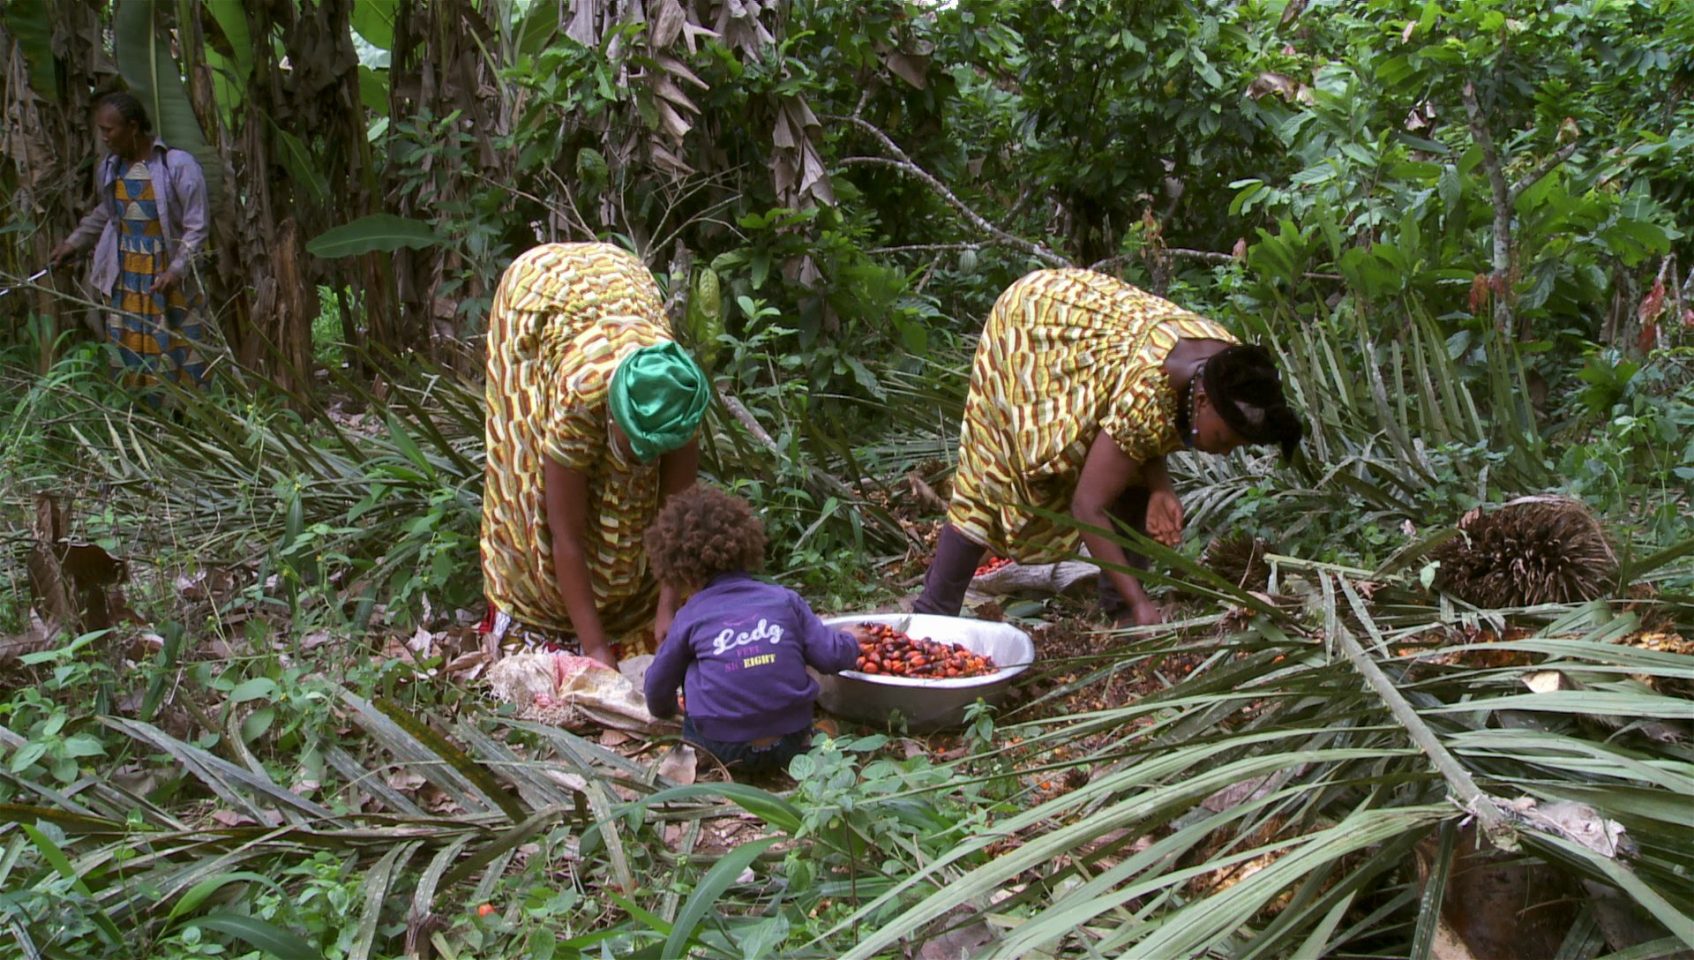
[108,160,207,395]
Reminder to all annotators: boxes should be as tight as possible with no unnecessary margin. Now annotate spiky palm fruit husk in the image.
[1202,533,1273,592]
[1431,496,1618,608]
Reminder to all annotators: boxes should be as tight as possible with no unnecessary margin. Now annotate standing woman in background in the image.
[50,91,211,396]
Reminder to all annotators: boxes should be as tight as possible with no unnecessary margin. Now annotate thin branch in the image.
[831,115,1070,269]
[718,388,779,451]
[1090,248,1343,282]
[1091,248,1234,271]
[1461,81,1515,339]
[661,243,693,330]
[840,157,1068,268]
[1508,139,1581,204]
[1086,253,1140,273]
[869,243,990,255]
[1164,247,1239,265]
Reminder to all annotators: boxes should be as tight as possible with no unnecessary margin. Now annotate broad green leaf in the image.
[228,677,279,704]
[517,0,563,55]
[196,912,322,960]
[240,707,275,743]
[352,0,399,49]
[167,871,286,925]
[19,629,111,665]
[113,0,223,203]
[358,65,389,114]
[2,0,59,100]
[59,735,106,759]
[8,743,46,773]
[664,837,779,959]
[200,0,253,77]
[843,355,886,400]
[306,214,442,259]
[204,49,244,125]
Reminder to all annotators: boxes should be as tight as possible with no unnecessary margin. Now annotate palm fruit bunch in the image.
[1431,496,1618,608]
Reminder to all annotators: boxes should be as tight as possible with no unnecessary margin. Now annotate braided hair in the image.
[1201,345,1304,460]
[95,91,153,135]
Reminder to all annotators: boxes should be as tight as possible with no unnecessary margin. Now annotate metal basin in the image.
[815,613,1036,732]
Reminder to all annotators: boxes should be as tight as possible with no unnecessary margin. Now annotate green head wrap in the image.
[608,341,709,462]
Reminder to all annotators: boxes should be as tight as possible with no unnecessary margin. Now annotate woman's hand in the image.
[545,459,617,669]
[1130,599,1164,627]
[48,241,76,267]
[1145,488,1184,547]
[150,268,180,294]
[581,639,618,669]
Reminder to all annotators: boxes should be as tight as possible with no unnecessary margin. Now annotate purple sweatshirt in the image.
[645,572,859,742]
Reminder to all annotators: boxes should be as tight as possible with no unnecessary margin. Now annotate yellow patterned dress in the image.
[481,243,674,652]
[948,269,1237,563]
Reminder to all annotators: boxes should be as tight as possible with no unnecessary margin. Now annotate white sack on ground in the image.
[487,651,668,734]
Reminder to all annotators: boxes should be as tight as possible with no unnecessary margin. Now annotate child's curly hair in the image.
[644,485,767,589]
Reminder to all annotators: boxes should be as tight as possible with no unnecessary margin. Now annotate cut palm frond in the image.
[806,544,1692,958]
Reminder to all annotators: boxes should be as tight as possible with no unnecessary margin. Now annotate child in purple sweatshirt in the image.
[643,485,862,773]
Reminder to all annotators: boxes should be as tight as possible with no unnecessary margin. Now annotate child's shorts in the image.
[681,717,811,775]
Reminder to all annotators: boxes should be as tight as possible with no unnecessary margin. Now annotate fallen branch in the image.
[831,115,1070,269]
